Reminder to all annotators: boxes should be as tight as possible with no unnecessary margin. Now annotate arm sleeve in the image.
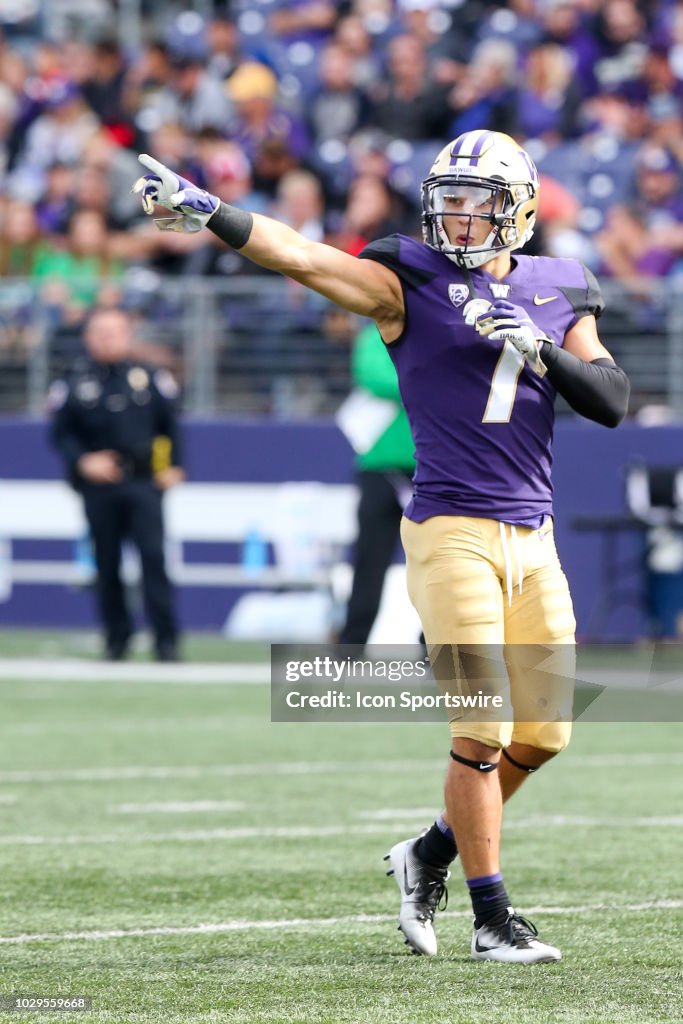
[540,344,629,428]
[352,325,402,400]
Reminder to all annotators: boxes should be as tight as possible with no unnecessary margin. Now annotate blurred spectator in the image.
[181,142,273,278]
[122,39,175,137]
[275,169,325,241]
[15,79,99,177]
[534,173,591,263]
[0,200,42,275]
[540,0,603,97]
[477,0,543,55]
[517,42,583,142]
[596,144,683,282]
[328,173,412,255]
[79,130,143,229]
[368,33,452,140]
[308,42,368,144]
[0,81,18,181]
[206,15,242,81]
[398,0,469,79]
[334,14,381,89]
[636,42,683,157]
[81,37,134,146]
[33,208,124,307]
[34,161,73,234]
[165,51,232,133]
[226,61,310,193]
[593,0,649,94]
[448,37,519,137]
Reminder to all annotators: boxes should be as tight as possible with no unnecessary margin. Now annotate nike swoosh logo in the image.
[475,937,499,952]
[403,861,416,896]
[533,294,558,305]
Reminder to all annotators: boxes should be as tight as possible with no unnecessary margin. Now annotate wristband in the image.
[208,202,254,250]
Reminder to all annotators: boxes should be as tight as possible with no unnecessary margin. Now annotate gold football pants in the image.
[400,515,576,751]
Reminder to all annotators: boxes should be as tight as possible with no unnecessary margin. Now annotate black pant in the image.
[339,470,412,646]
[81,480,178,653]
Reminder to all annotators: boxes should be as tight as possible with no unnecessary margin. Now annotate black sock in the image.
[467,873,512,928]
[415,817,457,869]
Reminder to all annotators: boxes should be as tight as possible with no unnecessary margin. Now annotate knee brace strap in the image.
[450,750,498,772]
[502,747,539,773]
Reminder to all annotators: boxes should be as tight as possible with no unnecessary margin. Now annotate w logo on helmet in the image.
[448,284,469,307]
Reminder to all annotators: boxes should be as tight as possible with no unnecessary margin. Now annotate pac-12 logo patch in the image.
[448,283,469,308]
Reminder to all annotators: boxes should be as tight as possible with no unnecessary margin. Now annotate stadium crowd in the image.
[0,0,681,409]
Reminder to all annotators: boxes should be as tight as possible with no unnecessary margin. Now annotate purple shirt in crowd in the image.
[359,234,604,528]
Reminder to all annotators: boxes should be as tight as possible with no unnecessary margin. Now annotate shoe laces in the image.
[506,913,539,943]
[414,864,449,922]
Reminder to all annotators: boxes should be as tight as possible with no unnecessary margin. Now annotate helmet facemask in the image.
[422,175,537,269]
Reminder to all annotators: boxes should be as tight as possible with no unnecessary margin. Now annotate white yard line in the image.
[0,900,680,947]
[110,800,245,815]
[357,808,440,820]
[0,760,442,784]
[0,659,681,690]
[0,815,682,848]
[0,753,681,785]
[3,718,243,736]
[0,660,270,683]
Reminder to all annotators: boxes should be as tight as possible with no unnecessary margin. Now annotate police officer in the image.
[49,306,185,661]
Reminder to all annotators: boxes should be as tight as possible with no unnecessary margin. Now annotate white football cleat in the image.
[384,836,449,956]
[471,910,561,963]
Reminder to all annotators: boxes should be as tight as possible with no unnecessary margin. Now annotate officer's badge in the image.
[448,284,469,308]
[76,379,101,404]
[128,367,149,390]
[47,379,68,411]
[154,369,179,399]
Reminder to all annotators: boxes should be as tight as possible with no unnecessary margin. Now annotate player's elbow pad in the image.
[540,343,630,427]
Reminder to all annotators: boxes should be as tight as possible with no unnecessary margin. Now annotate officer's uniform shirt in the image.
[49,358,182,485]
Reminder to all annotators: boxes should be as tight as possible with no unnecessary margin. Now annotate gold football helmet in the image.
[421,130,539,270]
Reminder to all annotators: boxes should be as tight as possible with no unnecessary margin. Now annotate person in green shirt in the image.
[339,321,416,645]
[32,209,124,306]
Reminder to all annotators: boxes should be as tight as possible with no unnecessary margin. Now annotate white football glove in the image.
[476,299,551,376]
[132,154,219,233]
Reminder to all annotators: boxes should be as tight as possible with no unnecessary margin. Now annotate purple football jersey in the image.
[358,234,604,526]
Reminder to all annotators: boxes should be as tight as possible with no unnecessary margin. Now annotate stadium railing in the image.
[0,275,681,417]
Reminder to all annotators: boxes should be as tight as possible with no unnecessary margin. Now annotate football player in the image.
[133,130,629,963]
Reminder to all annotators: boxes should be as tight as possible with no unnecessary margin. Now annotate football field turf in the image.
[0,634,681,1023]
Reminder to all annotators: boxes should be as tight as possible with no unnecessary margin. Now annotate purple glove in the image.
[475,299,551,376]
[132,154,219,233]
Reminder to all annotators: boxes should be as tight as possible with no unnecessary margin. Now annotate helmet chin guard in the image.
[421,131,539,269]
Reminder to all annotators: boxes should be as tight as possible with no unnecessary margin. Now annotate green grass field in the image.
[0,632,681,1023]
